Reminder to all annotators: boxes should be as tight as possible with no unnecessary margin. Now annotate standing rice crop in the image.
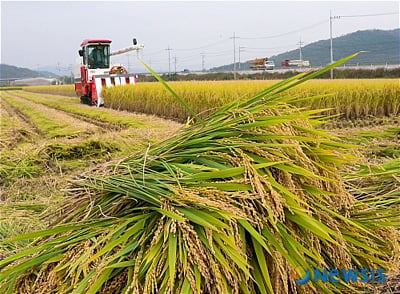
[102,79,399,121]
[0,54,398,294]
[23,85,76,97]
[291,79,400,119]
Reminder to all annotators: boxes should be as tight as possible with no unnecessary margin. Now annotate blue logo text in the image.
[295,269,386,285]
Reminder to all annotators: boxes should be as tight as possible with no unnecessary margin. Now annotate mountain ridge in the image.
[211,28,399,71]
[0,64,60,79]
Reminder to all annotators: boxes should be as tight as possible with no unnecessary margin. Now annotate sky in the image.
[1,1,399,74]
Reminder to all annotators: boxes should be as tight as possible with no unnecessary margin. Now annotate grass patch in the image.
[0,147,43,182]
[345,158,400,202]
[0,87,23,91]
[0,215,46,255]
[0,108,35,148]
[355,126,400,140]
[1,140,119,185]
[373,144,400,158]
[42,139,120,160]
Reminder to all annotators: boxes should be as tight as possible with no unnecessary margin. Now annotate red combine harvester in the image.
[74,38,144,106]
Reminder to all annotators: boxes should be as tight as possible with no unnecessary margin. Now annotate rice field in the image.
[103,79,399,121]
[1,70,399,293]
[24,79,399,122]
[24,84,76,97]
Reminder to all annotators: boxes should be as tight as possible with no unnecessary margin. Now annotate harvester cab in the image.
[74,38,144,106]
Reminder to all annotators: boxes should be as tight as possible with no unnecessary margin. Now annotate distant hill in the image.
[211,29,400,71]
[0,64,59,79]
[35,66,72,77]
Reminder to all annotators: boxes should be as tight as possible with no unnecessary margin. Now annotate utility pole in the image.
[69,64,73,85]
[166,46,172,76]
[329,10,340,79]
[200,52,206,72]
[297,39,304,61]
[174,56,177,74]
[239,46,246,70]
[230,32,240,79]
[56,62,61,83]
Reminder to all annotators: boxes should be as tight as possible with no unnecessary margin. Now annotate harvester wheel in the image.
[80,96,93,105]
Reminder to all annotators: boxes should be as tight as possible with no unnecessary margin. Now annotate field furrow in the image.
[18,92,80,104]
[0,98,40,148]
[1,92,100,138]
[12,91,162,130]
[10,91,124,131]
[0,90,183,258]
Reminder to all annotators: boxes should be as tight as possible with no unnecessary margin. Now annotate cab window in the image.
[87,45,110,69]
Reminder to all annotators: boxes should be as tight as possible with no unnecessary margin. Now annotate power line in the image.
[176,50,232,62]
[200,50,232,56]
[173,38,230,51]
[336,12,399,18]
[242,46,289,50]
[144,49,165,56]
[240,20,328,40]
[329,10,398,79]
[177,53,203,61]
[141,11,398,72]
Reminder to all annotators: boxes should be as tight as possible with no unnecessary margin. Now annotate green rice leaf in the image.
[138,58,203,123]
[85,268,114,294]
[252,236,274,293]
[177,207,230,230]
[238,219,272,255]
[168,232,177,290]
[286,211,338,244]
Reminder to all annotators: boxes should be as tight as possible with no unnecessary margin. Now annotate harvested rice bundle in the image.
[0,53,398,294]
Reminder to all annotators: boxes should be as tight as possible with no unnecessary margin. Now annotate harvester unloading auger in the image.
[74,38,144,106]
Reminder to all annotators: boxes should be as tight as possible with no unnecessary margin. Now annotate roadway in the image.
[187,64,399,75]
